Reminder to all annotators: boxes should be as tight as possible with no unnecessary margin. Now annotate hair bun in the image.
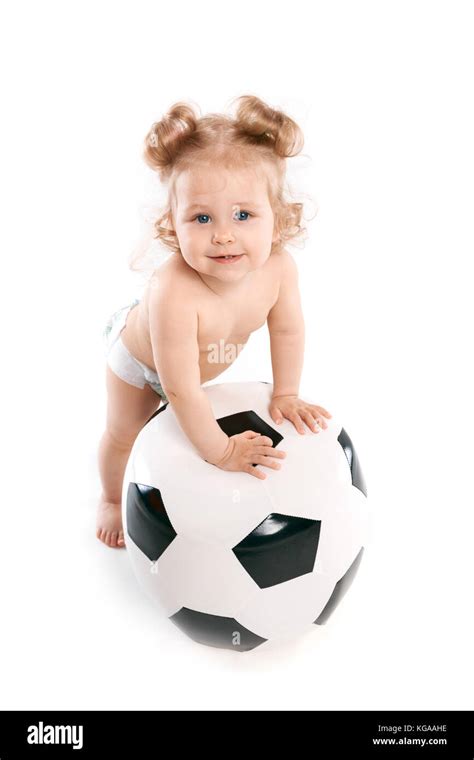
[231,94,304,158]
[143,101,200,176]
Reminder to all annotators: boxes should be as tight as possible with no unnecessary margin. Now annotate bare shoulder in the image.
[268,248,299,294]
[275,247,298,273]
[148,254,202,305]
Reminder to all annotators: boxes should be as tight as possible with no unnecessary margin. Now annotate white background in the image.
[1,0,473,710]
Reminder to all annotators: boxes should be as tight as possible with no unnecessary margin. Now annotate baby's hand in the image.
[269,395,332,435]
[214,430,287,480]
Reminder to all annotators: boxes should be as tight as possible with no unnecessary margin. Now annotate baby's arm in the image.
[267,250,305,398]
[267,251,332,434]
[149,279,229,465]
[148,274,286,478]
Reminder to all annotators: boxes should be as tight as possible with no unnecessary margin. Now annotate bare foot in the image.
[96,498,125,548]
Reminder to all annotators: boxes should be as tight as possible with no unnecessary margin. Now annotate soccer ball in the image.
[122,381,368,652]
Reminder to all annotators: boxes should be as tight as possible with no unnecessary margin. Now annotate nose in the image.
[212,228,235,245]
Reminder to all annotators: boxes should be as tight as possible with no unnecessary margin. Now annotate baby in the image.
[97,95,331,548]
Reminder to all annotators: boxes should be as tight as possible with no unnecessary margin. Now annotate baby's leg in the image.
[97,365,162,548]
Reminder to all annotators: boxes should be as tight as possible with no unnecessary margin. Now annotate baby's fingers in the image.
[313,406,332,419]
[245,464,266,480]
[305,410,327,430]
[255,446,286,458]
[302,410,321,432]
[242,429,262,440]
[254,455,282,470]
[289,413,307,435]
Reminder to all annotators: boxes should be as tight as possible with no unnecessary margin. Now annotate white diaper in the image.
[103,300,168,401]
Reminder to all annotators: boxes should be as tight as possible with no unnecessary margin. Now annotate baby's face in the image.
[171,165,278,282]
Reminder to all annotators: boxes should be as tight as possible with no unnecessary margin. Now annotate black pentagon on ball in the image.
[170,607,267,651]
[216,409,283,447]
[233,513,321,589]
[314,547,364,625]
[126,482,177,562]
[338,428,367,497]
[146,406,283,468]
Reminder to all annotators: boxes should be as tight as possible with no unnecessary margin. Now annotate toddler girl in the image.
[97,94,331,548]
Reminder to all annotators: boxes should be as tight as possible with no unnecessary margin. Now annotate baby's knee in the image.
[105,425,139,451]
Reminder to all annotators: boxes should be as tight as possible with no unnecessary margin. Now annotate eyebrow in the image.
[184,201,264,212]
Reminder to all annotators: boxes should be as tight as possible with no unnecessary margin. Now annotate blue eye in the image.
[193,210,252,224]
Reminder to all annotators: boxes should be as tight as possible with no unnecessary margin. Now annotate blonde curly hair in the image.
[130,95,314,272]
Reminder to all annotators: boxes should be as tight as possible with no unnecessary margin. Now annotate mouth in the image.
[208,253,244,264]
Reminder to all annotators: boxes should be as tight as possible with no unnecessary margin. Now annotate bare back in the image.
[120,252,283,384]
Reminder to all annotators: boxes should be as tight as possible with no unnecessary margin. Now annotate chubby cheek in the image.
[252,250,272,268]
[250,231,274,260]
[177,228,204,255]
